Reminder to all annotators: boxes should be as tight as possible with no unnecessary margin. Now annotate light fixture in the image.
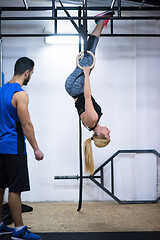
[45,35,80,45]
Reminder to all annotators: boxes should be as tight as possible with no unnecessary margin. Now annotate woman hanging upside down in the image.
[65,10,115,175]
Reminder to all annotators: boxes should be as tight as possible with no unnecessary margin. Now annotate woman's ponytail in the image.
[83,137,94,175]
[83,134,110,175]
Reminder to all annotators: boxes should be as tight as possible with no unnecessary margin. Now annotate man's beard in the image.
[23,74,30,86]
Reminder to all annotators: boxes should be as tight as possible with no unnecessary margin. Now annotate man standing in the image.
[0,57,44,240]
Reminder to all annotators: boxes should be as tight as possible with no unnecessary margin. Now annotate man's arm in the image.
[13,91,44,160]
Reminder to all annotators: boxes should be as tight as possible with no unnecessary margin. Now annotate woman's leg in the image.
[87,21,105,55]
[65,22,105,97]
[91,21,105,38]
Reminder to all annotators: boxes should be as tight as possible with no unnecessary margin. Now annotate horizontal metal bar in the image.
[90,174,159,204]
[0,33,78,37]
[118,149,160,155]
[55,175,79,180]
[54,175,100,180]
[128,0,160,7]
[1,34,160,38]
[120,200,157,204]
[1,6,160,11]
[94,149,160,175]
[0,16,160,21]
[118,149,154,153]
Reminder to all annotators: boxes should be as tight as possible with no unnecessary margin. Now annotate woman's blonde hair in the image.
[83,134,110,175]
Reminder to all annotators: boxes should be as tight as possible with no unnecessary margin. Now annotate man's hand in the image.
[34,148,44,161]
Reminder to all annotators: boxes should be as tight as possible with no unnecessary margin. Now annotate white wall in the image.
[2,9,160,202]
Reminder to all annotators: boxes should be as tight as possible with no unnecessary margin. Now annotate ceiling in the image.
[0,0,160,8]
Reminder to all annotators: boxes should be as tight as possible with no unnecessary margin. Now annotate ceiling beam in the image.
[127,0,160,7]
[1,16,160,20]
[1,6,159,11]
[1,33,160,38]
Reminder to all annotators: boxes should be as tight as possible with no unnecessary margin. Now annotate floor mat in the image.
[1,232,160,240]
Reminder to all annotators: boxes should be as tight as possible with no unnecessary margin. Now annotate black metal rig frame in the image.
[0,0,160,38]
[55,150,160,208]
[0,0,160,210]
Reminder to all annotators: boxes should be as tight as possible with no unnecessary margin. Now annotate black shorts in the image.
[0,154,30,192]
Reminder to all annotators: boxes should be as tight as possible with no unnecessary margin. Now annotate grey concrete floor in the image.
[10,202,160,232]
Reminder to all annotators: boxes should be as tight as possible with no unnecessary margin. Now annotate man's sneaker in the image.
[95,10,115,26]
[11,226,41,240]
[0,222,14,235]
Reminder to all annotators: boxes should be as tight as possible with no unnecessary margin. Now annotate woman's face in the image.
[101,127,110,139]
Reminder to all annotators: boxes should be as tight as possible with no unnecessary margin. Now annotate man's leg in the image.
[0,188,5,223]
[0,188,14,235]
[8,192,23,227]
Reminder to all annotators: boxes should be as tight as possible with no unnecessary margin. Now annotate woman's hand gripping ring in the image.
[76,51,96,70]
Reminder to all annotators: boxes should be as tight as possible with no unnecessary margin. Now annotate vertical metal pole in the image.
[110,0,116,36]
[77,118,83,212]
[78,7,82,53]
[100,168,104,186]
[110,20,113,35]
[52,0,57,34]
[118,0,121,18]
[157,156,160,199]
[52,0,56,18]
[54,9,57,34]
[111,159,114,194]
[83,0,88,55]
[0,10,2,87]
[77,7,83,212]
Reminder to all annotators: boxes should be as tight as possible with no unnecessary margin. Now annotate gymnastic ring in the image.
[76,51,96,70]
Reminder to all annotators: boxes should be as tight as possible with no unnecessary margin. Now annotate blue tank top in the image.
[0,82,27,155]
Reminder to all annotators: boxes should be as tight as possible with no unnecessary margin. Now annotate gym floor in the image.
[10,202,160,232]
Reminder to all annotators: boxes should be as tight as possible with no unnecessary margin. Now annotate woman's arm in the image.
[83,66,92,99]
[82,66,98,127]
